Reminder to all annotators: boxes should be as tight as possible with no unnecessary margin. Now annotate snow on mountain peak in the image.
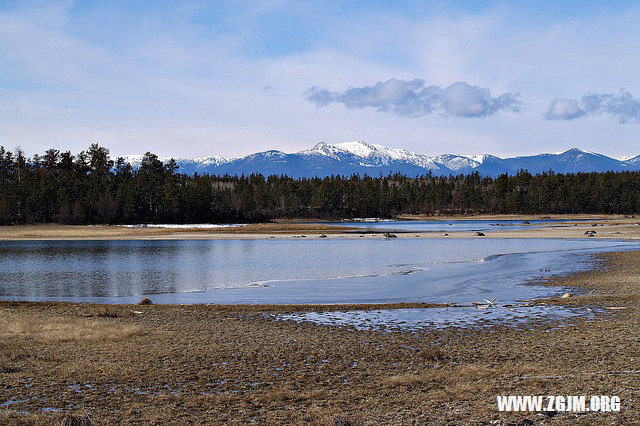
[120,154,176,166]
[192,155,229,166]
[334,141,376,157]
[122,154,229,168]
[300,142,345,159]
[470,154,489,164]
[624,155,640,164]
[561,148,599,156]
[434,154,482,171]
[323,141,443,170]
[120,142,640,178]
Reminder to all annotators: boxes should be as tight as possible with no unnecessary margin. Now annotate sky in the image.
[2,0,640,159]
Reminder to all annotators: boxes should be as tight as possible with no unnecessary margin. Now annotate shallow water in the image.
[0,237,637,305]
[276,305,606,332]
[326,218,592,233]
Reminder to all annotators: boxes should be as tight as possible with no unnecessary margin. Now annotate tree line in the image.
[0,144,639,225]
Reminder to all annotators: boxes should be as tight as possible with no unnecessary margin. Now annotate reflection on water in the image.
[0,237,638,305]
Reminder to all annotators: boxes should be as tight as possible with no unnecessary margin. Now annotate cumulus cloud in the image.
[545,89,640,123]
[544,98,586,121]
[304,79,522,118]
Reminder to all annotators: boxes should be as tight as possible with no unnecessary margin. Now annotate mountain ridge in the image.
[121,142,640,178]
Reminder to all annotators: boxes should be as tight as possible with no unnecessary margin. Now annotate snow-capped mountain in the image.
[121,154,228,175]
[623,154,640,166]
[301,141,447,171]
[475,148,627,176]
[433,154,482,174]
[209,142,444,177]
[121,142,640,178]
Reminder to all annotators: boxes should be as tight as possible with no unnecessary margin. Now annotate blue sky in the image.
[2,0,640,158]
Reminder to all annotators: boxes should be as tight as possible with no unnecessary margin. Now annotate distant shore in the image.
[1,249,639,423]
[2,215,640,240]
[394,213,638,221]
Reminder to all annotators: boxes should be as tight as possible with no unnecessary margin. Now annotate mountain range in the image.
[122,141,640,178]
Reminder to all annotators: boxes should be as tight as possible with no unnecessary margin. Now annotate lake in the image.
[324,218,592,232]
[1,235,637,306]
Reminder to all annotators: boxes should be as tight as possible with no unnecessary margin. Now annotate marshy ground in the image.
[1,251,639,424]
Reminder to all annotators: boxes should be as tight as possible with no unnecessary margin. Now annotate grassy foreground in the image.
[1,251,640,424]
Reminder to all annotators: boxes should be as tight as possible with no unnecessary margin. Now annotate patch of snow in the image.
[118,224,246,229]
[345,218,394,222]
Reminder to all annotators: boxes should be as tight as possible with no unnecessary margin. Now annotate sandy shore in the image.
[1,250,639,424]
[2,216,640,240]
[0,223,357,240]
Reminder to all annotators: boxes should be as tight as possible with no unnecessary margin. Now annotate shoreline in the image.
[1,250,639,423]
[393,213,636,221]
[2,216,640,240]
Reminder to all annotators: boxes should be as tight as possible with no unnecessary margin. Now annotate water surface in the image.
[1,237,636,305]
[326,218,592,233]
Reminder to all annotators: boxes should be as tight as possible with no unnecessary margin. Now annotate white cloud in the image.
[544,98,586,120]
[545,89,640,123]
[305,79,522,118]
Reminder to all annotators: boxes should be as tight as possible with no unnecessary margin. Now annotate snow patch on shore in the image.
[118,224,246,229]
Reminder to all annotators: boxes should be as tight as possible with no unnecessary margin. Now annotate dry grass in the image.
[60,413,92,426]
[0,412,92,426]
[0,311,142,342]
[0,364,20,373]
[75,306,135,318]
[0,250,639,423]
[381,363,545,389]
[419,346,450,362]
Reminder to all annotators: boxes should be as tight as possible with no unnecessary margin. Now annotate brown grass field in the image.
[1,249,640,424]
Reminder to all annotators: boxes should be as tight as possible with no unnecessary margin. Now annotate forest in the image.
[0,144,639,225]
